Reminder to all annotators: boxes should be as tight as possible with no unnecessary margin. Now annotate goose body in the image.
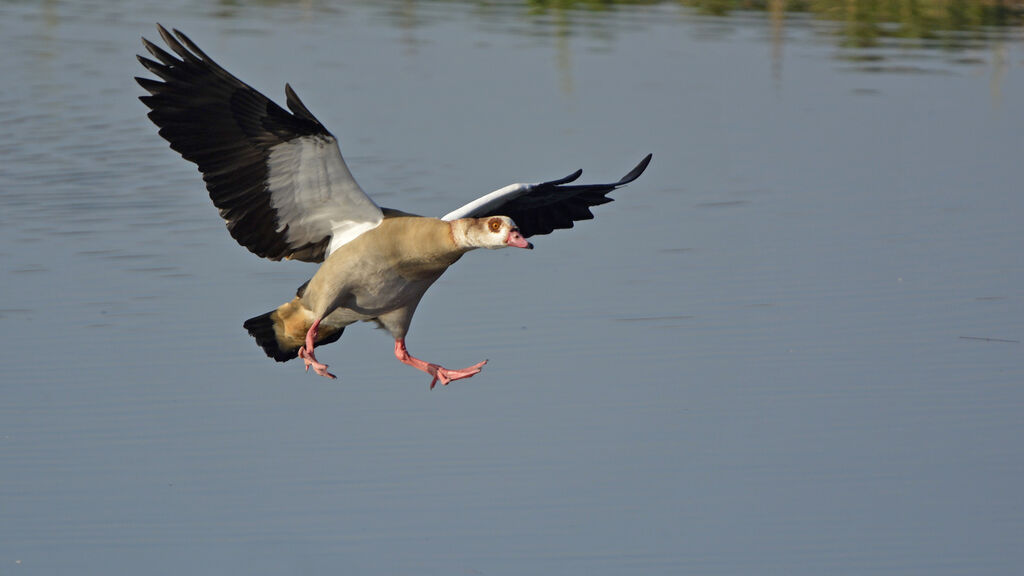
[136,25,651,387]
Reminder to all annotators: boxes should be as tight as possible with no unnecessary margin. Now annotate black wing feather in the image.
[136,24,332,262]
[488,153,652,238]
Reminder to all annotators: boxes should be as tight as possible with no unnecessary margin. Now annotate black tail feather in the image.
[243,311,297,362]
[243,310,345,363]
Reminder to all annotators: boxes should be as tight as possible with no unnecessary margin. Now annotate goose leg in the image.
[298,318,336,379]
[393,338,487,389]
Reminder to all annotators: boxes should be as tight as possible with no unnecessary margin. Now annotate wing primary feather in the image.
[615,153,652,186]
[139,38,181,68]
[168,27,217,63]
[547,168,584,187]
[441,154,652,238]
[284,83,322,125]
[137,24,383,263]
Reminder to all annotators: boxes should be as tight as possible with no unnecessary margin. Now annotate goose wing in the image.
[441,154,652,238]
[136,24,382,263]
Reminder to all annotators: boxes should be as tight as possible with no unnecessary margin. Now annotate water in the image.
[2,1,1023,574]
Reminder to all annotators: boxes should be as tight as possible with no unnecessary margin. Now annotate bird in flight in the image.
[136,25,652,388]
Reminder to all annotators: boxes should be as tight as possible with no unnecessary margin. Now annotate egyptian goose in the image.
[136,25,652,387]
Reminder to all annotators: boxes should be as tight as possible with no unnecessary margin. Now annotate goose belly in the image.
[310,265,443,321]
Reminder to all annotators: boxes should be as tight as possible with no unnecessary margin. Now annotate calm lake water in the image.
[2,1,1023,574]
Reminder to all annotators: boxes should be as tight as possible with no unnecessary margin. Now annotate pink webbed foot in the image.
[430,359,488,389]
[298,318,336,379]
[393,339,487,389]
[298,346,336,379]
[422,359,488,389]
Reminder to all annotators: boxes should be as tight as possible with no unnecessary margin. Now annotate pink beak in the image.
[506,228,533,249]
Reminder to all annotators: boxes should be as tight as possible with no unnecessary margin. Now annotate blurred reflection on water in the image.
[1,1,1022,575]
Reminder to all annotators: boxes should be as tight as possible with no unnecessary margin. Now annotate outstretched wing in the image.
[441,154,652,238]
[136,24,382,263]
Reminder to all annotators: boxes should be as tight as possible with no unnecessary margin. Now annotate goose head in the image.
[453,216,533,250]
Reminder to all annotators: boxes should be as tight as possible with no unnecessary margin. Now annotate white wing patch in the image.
[267,135,383,255]
[441,182,533,221]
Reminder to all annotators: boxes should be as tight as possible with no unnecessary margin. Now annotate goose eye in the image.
[487,218,502,233]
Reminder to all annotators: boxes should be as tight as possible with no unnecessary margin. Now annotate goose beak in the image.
[506,228,533,249]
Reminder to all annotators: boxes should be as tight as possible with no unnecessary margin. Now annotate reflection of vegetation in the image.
[216,0,1023,50]
[678,0,1023,46]
[517,0,1023,49]
[525,0,660,10]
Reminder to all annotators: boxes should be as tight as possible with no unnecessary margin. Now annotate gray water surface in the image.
[2,1,1023,574]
